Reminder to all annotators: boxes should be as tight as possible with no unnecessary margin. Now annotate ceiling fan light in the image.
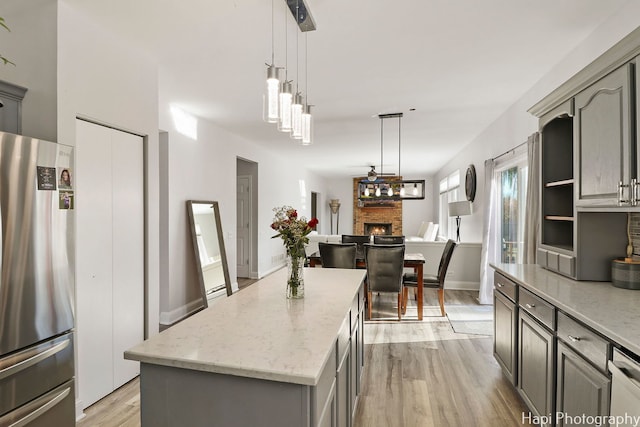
[367,166,377,182]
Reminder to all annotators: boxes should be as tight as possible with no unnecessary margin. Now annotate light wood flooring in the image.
[78,290,532,427]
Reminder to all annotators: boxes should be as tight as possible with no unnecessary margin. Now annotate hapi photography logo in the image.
[523,412,640,426]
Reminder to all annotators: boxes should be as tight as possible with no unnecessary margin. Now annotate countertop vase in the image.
[286,254,305,299]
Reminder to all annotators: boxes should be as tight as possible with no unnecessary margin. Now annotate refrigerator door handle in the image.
[0,339,70,381]
[0,385,71,427]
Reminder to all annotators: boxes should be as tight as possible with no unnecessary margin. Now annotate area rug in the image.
[446,305,493,336]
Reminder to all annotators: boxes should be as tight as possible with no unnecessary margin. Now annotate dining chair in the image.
[373,235,405,245]
[341,234,370,260]
[364,244,406,321]
[318,242,357,269]
[403,239,456,317]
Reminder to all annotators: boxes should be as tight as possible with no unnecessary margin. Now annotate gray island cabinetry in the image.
[125,268,366,427]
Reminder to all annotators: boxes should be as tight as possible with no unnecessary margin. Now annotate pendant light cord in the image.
[398,116,401,177]
[284,1,288,81]
[380,118,384,176]
[295,0,299,92]
[305,33,308,106]
[270,0,274,64]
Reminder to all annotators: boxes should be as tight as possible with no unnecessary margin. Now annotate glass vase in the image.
[286,254,305,299]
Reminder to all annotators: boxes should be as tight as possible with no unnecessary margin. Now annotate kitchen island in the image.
[125,267,367,427]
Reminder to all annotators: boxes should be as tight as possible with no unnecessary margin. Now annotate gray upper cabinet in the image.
[0,80,28,135]
[575,64,634,207]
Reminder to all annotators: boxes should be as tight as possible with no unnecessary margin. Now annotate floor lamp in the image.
[448,201,472,242]
[329,199,340,234]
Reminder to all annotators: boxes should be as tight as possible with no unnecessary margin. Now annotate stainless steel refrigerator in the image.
[0,131,76,426]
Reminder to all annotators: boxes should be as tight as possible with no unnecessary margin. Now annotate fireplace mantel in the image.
[353,178,402,235]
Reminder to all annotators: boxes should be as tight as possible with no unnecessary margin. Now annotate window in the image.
[438,170,460,240]
[495,155,528,264]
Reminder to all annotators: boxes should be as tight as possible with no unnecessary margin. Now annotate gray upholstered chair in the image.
[318,242,357,269]
[373,235,405,245]
[341,234,370,259]
[403,239,456,317]
[364,243,406,321]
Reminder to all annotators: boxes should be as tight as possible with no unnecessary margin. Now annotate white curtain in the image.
[478,158,497,305]
[523,132,540,264]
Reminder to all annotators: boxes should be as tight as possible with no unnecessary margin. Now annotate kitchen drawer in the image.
[519,288,555,330]
[537,248,548,268]
[351,295,359,330]
[558,254,575,277]
[337,315,350,363]
[547,252,559,271]
[494,271,517,302]
[557,311,610,373]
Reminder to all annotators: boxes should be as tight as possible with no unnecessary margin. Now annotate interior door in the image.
[236,175,251,277]
[76,119,144,409]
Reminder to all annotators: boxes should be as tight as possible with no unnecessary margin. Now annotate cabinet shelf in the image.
[545,179,574,188]
[544,215,574,221]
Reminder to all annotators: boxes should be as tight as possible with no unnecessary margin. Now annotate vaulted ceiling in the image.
[67,0,630,178]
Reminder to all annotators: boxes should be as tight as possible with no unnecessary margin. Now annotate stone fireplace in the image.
[353,178,403,236]
[364,223,392,236]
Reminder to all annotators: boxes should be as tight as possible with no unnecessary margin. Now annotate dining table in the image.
[307,251,427,320]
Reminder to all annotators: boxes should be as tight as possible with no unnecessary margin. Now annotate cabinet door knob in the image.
[568,335,581,342]
[496,283,503,288]
[525,303,535,309]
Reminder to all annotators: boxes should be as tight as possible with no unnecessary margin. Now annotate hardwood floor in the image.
[78,290,532,427]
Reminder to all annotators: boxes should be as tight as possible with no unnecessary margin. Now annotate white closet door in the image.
[111,128,144,388]
[76,120,115,408]
[76,120,144,409]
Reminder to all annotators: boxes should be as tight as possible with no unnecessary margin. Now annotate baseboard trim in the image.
[444,280,480,291]
[259,263,285,279]
[75,399,86,422]
[159,298,203,326]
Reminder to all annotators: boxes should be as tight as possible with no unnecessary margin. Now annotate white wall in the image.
[0,0,57,141]
[158,96,333,322]
[402,175,436,237]
[435,2,640,244]
[57,1,161,339]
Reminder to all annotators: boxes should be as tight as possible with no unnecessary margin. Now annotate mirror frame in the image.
[187,200,233,308]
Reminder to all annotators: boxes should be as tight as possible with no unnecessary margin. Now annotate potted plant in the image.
[1,17,14,65]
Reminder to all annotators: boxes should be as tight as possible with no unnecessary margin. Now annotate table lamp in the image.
[448,201,472,242]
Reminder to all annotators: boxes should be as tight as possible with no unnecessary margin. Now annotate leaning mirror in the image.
[187,200,232,308]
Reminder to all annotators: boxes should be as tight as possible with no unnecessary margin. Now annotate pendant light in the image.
[263,0,280,123]
[278,4,292,133]
[301,33,313,145]
[278,81,293,132]
[302,104,313,144]
[291,92,303,139]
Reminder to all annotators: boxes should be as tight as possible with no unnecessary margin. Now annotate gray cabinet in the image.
[556,341,610,427]
[556,311,611,426]
[494,272,518,385]
[0,80,27,134]
[518,310,555,427]
[575,64,634,207]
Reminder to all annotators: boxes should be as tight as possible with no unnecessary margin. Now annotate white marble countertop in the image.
[125,268,366,386]
[492,263,640,356]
